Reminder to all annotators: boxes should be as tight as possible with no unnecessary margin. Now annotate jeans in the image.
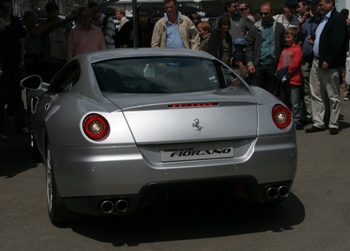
[281,84,303,127]
[301,58,313,122]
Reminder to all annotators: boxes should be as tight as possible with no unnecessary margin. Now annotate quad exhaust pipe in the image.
[277,185,289,198]
[100,199,129,214]
[265,185,289,199]
[115,199,129,213]
[100,200,114,214]
[265,187,278,199]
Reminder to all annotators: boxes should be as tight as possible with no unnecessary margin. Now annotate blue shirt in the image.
[301,16,320,58]
[313,10,332,57]
[166,12,184,48]
[260,21,275,65]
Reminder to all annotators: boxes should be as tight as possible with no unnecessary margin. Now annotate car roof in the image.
[76,48,215,63]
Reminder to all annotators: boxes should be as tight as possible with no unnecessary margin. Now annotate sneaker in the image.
[0,134,8,139]
[21,127,30,134]
[344,96,350,101]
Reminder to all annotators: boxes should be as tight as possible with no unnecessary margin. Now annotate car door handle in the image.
[31,97,40,114]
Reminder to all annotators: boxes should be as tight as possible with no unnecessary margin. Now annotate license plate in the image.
[161,142,234,162]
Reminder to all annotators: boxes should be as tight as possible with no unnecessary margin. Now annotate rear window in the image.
[92,57,223,93]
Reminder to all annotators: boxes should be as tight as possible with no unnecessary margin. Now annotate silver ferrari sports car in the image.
[21,48,297,224]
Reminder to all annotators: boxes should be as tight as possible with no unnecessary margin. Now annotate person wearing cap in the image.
[129,5,155,47]
[299,0,321,125]
[305,0,348,135]
[152,0,199,49]
[245,2,285,94]
[233,37,245,52]
[273,0,300,29]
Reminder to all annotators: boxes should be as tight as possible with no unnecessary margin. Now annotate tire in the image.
[46,143,78,225]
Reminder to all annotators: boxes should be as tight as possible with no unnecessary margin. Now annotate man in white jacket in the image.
[151,0,199,50]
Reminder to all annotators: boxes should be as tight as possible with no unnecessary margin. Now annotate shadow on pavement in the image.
[339,114,350,131]
[0,119,38,178]
[69,193,305,246]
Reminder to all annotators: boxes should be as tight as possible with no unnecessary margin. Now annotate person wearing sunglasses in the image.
[273,0,300,29]
[245,2,285,95]
[238,1,255,22]
[213,0,254,52]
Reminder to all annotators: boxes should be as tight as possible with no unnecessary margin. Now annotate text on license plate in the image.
[161,146,234,162]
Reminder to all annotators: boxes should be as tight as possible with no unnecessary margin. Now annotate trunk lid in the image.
[104,90,258,144]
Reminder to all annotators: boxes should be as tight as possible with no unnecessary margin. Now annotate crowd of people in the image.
[0,0,349,139]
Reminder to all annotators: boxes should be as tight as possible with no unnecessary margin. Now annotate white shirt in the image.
[313,10,332,57]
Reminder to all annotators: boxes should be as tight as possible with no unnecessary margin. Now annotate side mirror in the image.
[20,75,43,90]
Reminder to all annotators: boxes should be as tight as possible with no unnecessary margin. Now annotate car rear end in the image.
[52,53,297,216]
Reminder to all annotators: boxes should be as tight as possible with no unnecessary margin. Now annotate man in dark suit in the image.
[306,0,348,135]
[114,8,132,48]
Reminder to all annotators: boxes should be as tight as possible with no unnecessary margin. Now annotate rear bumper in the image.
[63,177,294,216]
[51,135,297,215]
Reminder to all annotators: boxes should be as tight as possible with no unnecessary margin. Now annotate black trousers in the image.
[249,64,277,95]
[0,66,26,133]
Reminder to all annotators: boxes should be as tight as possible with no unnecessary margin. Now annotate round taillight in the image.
[83,114,109,140]
[272,105,292,129]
